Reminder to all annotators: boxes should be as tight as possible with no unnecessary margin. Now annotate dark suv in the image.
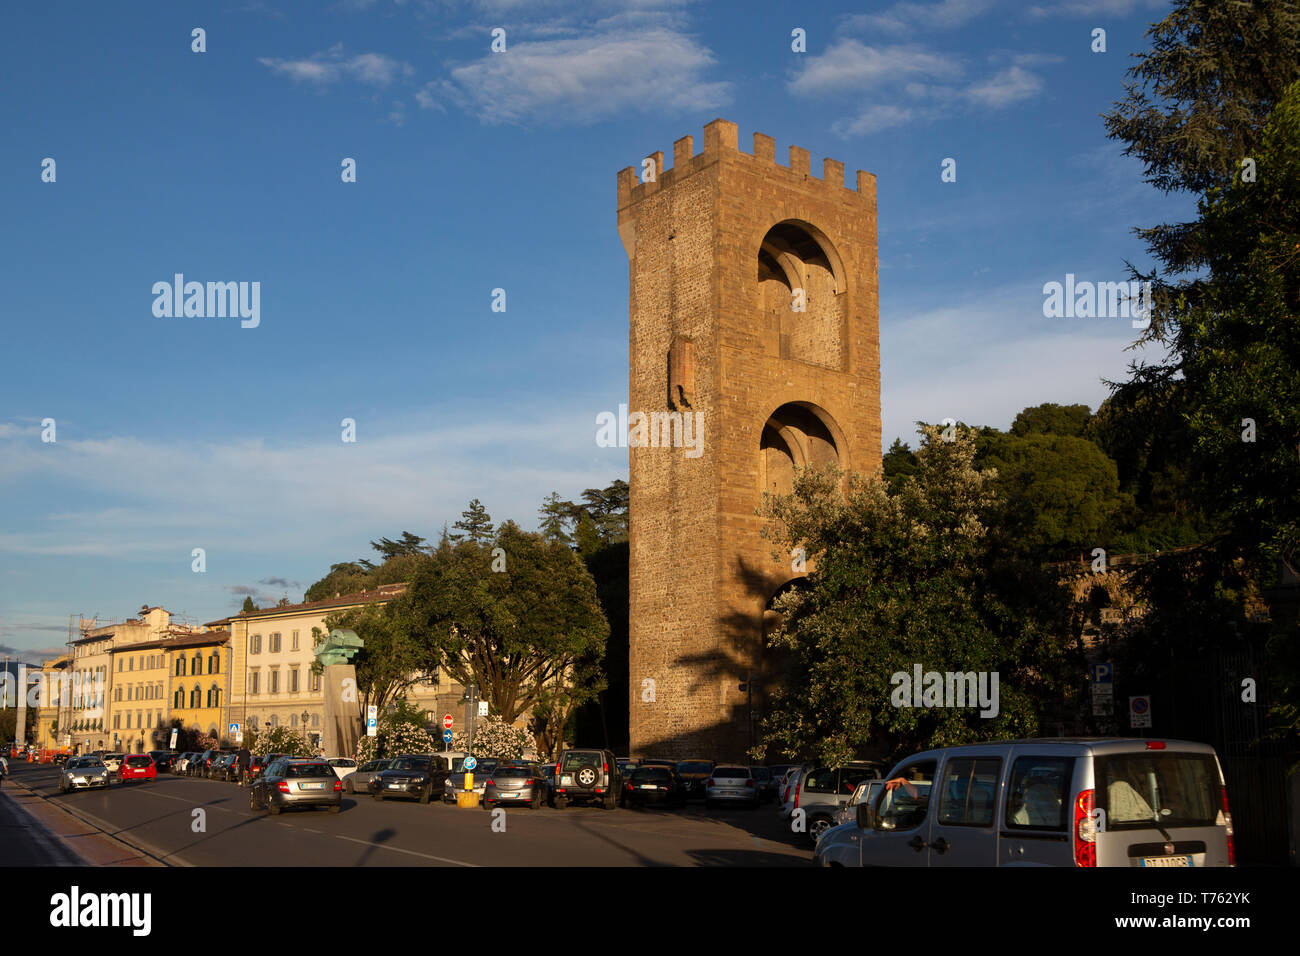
[675,758,716,801]
[372,754,450,804]
[552,748,621,809]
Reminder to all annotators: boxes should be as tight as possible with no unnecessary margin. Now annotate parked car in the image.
[483,762,546,810]
[553,749,621,809]
[345,758,393,794]
[100,753,124,775]
[118,754,157,783]
[174,752,196,774]
[622,765,688,809]
[776,766,803,805]
[213,753,240,781]
[781,760,885,844]
[325,757,357,781]
[751,766,777,803]
[191,749,220,777]
[616,758,640,781]
[537,764,556,802]
[835,779,886,826]
[705,765,760,809]
[59,756,110,792]
[814,738,1235,867]
[148,750,178,773]
[675,759,715,801]
[443,757,501,804]
[245,755,269,785]
[249,758,342,815]
[373,754,449,804]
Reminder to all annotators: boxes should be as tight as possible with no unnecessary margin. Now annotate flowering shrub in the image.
[356,707,435,762]
[244,725,314,757]
[450,715,535,759]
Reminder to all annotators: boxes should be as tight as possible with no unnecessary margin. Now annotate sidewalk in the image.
[0,775,163,867]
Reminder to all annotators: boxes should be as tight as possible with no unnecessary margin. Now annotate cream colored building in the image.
[225,584,461,752]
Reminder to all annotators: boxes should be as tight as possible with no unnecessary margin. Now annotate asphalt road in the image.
[6,762,812,867]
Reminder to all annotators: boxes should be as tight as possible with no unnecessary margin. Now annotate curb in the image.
[3,774,167,867]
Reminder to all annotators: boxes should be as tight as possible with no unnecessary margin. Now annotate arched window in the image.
[190,688,200,709]
[311,713,320,728]
[209,653,220,675]
[207,685,221,709]
[290,713,298,728]
[174,688,184,709]
[247,715,259,729]
[192,654,201,675]
[270,714,279,728]
[176,657,185,677]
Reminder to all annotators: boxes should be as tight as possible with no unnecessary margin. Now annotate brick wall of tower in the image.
[620,120,881,761]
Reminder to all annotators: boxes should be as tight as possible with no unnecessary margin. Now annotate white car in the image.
[100,753,124,774]
[325,757,357,781]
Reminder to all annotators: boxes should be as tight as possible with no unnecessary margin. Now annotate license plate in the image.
[388,783,402,789]
[1140,856,1191,867]
[640,784,658,789]
[302,783,325,790]
[561,775,572,785]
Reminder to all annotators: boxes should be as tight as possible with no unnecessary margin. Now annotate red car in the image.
[118,754,157,783]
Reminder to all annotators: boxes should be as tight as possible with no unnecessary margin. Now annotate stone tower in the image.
[619,119,882,760]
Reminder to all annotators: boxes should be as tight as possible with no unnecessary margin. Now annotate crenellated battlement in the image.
[617,118,876,209]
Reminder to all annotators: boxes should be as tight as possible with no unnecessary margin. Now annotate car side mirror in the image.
[856,802,875,829]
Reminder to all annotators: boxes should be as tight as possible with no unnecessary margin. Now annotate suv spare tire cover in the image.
[575,764,599,788]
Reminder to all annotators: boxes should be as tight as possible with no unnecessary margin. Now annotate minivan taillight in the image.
[1221,787,1235,866]
[1074,789,1096,867]
[793,781,802,810]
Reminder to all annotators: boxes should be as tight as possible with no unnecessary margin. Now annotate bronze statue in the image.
[313,629,363,667]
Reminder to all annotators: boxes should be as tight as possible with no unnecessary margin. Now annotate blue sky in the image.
[0,0,1188,657]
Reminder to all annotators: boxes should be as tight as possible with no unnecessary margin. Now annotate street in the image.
[3,762,810,867]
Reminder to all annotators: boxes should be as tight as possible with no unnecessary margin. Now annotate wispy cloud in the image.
[1027,0,1166,17]
[843,0,997,35]
[789,40,960,96]
[259,43,415,87]
[965,65,1044,108]
[427,28,729,124]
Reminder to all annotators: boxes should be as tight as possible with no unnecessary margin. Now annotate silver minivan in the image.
[814,738,1234,867]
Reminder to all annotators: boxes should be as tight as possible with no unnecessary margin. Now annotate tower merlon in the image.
[618,119,876,209]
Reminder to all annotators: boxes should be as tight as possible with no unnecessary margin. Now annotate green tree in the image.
[402,522,608,727]
[450,500,495,545]
[1010,403,1092,438]
[757,425,1079,765]
[538,492,575,546]
[241,596,258,614]
[318,593,432,720]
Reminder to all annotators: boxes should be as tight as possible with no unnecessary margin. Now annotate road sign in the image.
[366,704,378,737]
[443,730,454,744]
[169,728,178,750]
[463,755,477,771]
[443,714,453,730]
[477,701,489,718]
[229,722,240,736]
[1091,662,1113,684]
[1129,695,1152,728]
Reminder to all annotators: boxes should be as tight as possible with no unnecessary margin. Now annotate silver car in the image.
[815,737,1235,867]
[343,757,392,794]
[835,779,885,826]
[59,756,110,792]
[483,762,546,809]
[249,758,342,815]
[705,765,760,809]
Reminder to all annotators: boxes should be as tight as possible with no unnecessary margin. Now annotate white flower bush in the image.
[450,715,536,760]
[356,713,436,763]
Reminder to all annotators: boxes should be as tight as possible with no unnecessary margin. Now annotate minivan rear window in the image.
[1095,753,1220,830]
[1006,756,1074,830]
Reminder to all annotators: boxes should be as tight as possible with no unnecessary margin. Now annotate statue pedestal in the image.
[322,664,361,758]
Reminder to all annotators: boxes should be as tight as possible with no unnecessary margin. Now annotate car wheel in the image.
[604,792,616,810]
[574,765,598,788]
[419,785,430,805]
[375,791,384,802]
[267,801,281,816]
[328,804,340,814]
[531,791,541,810]
[345,779,354,794]
[809,815,832,843]
[555,796,567,810]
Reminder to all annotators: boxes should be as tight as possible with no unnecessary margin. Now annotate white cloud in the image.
[436,29,729,124]
[1027,0,1166,17]
[964,65,1044,108]
[259,43,415,87]
[844,0,996,35]
[789,40,960,96]
[832,104,917,137]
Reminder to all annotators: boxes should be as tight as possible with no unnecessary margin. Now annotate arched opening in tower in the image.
[760,402,843,498]
[757,220,846,370]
